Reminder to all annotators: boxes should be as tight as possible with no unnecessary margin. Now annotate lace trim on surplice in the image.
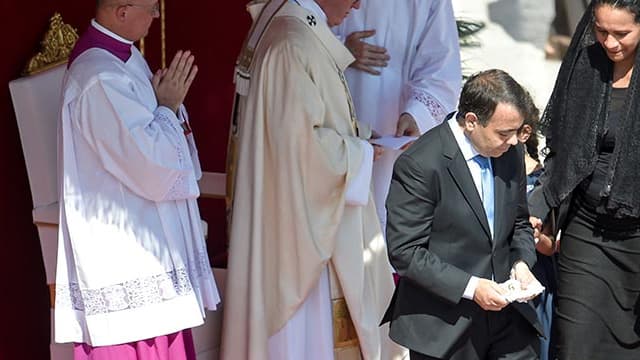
[411,90,447,122]
[56,251,211,316]
[155,108,189,200]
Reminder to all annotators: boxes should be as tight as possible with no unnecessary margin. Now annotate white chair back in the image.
[9,63,71,359]
[10,64,65,214]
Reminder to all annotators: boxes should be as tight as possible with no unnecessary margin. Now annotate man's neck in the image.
[92,18,134,44]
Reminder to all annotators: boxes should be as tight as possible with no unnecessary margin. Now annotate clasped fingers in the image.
[153,50,198,112]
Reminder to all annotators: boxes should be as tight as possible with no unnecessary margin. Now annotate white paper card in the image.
[369,135,418,150]
[499,279,545,303]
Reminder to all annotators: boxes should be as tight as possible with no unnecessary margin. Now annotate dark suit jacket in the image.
[382,121,541,358]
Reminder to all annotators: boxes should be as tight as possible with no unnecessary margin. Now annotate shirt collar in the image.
[292,0,328,24]
[91,19,135,45]
[448,114,481,161]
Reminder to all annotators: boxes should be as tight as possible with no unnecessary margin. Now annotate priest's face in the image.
[316,0,361,27]
[123,0,160,41]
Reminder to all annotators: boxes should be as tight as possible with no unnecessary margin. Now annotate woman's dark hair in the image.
[594,0,640,23]
[523,101,540,161]
[538,0,640,217]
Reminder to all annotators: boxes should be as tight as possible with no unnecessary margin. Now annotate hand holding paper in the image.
[499,261,545,303]
[499,279,545,303]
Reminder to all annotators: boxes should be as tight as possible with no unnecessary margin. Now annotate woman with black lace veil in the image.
[528,0,640,358]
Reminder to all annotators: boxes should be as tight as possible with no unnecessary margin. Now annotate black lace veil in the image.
[539,1,640,218]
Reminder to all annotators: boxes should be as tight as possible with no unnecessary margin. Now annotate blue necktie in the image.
[473,155,494,238]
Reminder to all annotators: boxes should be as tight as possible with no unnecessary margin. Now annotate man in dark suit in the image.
[383,69,543,360]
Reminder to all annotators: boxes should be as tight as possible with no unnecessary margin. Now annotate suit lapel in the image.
[440,124,492,239]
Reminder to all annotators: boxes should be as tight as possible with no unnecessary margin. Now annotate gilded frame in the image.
[139,0,167,68]
[24,1,167,76]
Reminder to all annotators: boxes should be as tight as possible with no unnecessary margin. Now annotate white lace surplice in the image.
[334,0,462,230]
[55,46,219,347]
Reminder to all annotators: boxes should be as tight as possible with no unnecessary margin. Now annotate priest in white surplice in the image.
[55,1,219,359]
[221,0,402,359]
[335,0,462,232]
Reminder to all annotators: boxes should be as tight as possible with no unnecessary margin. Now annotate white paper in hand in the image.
[499,279,545,303]
[369,135,418,150]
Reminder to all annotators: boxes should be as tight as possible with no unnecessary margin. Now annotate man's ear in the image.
[463,112,479,132]
[518,124,532,143]
[114,4,128,22]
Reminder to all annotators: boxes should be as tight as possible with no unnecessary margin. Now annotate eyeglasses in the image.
[126,2,160,16]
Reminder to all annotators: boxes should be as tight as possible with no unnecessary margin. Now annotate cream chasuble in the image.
[56,32,219,346]
[222,1,399,359]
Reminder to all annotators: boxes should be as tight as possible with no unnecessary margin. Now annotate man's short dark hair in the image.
[456,69,531,126]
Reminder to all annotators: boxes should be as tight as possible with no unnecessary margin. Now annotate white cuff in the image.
[402,88,449,134]
[462,276,480,300]
[178,104,189,123]
[156,105,182,126]
[404,102,439,135]
[345,139,373,206]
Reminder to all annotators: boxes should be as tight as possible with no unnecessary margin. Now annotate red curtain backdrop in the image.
[0,2,249,358]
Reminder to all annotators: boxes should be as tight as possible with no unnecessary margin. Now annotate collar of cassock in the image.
[234,0,354,95]
[278,2,354,71]
[68,19,133,67]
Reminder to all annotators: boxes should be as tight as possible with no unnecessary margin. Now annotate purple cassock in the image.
[67,22,197,360]
[68,23,132,66]
[74,330,196,360]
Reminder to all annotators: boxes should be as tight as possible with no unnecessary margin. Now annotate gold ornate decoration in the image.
[138,0,166,67]
[49,284,56,308]
[332,298,360,349]
[24,13,79,76]
[139,38,145,56]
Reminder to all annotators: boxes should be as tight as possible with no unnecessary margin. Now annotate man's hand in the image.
[511,261,545,302]
[473,279,509,311]
[396,113,420,137]
[345,30,389,75]
[152,50,198,113]
[510,261,543,302]
[529,216,542,232]
[396,113,419,150]
[511,261,535,288]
